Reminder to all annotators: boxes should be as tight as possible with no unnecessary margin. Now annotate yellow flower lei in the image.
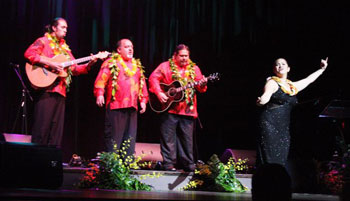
[169,58,196,110]
[108,53,145,101]
[117,56,138,77]
[271,76,298,96]
[45,32,71,56]
[45,33,74,91]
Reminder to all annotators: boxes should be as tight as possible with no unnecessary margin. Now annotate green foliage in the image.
[182,154,247,192]
[77,140,153,191]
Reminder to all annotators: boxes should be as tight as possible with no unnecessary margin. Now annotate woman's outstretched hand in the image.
[321,57,328,70]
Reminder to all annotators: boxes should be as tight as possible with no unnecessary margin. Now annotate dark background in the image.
[1,0,349,162]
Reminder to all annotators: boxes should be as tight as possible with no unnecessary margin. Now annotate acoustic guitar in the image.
[25,51,110,89]
[149,73,220,113]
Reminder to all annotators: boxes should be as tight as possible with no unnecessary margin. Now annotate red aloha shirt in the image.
[149,61,207,118]
[94,58,149,110]
[24,33,90,97]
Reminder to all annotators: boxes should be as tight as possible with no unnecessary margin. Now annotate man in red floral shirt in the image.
[24,18,98,147]
[94,39,148,157]
[149,44,207,171]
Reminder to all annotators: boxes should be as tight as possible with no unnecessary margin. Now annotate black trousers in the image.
[31,92,65,147]
[105,107,137,157]
[160,113,195,169]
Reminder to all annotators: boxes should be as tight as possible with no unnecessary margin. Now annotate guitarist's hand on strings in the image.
[96,95,105,107]
[49,62,64,73]
[39,56,64,72]
[157,92,169,103]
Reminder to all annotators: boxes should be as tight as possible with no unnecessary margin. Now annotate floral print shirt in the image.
[94,58,148,110]
[24,33,90,97]
[149,61,207,118]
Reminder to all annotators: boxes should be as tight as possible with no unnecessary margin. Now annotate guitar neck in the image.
[175,77,207,93]
[62,55,93,68]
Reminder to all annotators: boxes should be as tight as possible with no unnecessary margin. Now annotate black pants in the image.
[105,107,137,157]
[160,113,195,170]
[31,92,65,147]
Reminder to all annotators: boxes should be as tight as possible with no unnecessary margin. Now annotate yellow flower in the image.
[271,76,298,96]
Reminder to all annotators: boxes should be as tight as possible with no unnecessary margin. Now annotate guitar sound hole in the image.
[168,88,176,97]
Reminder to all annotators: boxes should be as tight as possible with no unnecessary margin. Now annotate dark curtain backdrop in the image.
[1,0,349,162]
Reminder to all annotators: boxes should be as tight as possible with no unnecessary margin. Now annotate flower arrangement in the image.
[232,158,249,173]
[182,154,248,192]
[77,140,161,191]
[320,167,344,194]
[318,149,350,194]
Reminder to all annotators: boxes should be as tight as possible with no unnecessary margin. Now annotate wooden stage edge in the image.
[0,187,340,201]
[0,167,340,201]
[62,166,253,191]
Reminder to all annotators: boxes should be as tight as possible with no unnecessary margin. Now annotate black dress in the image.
[257,86,298,166]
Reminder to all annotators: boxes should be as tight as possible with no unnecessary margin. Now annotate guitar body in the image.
[149,72,220,113]
[149,81,184,113]
[25,54,69,89]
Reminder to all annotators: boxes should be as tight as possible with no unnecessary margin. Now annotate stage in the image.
[0,166,340,201]
[0,186,340,201]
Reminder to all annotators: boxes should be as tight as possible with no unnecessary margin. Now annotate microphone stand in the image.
[11,63,33,135]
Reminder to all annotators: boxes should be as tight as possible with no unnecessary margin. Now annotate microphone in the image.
[9,63,19,68]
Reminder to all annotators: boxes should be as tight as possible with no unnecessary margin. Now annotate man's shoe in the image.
[163,166,176,171]
[164,166,176,171]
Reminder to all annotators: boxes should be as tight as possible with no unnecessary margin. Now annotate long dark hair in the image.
[44,17,66,33]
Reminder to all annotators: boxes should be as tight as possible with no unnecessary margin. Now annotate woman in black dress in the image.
[256,57,328,166]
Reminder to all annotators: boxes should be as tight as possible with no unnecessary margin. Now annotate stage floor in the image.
[0,187,339,201]
[0,166,340,201]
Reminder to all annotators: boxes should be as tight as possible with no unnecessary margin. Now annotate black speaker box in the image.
[0,142,63,189]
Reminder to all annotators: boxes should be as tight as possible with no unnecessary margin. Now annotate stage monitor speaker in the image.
[2,133,32,143]
[220,149,256,167]
[135,142,163,162]
[0,142,63,189]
